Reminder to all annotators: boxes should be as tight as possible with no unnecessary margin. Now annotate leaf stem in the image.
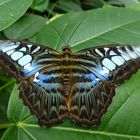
[0,123,15,129]
[0,80,15,91]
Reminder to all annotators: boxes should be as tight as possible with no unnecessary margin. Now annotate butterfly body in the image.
[0,40,140,127]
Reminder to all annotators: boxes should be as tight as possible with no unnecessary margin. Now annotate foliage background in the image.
[1,0,140,139]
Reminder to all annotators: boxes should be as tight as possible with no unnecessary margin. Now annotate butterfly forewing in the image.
[1,40,140,127]
[0,40,59,80]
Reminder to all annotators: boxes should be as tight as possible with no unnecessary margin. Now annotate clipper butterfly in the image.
[0,40,140,127]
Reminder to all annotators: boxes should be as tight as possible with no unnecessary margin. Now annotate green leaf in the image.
[30,7,140,53]
[31,0,49,12]
[2,6,140,140]
[120,0,140,5]
[54,0,82,12]
[0,78,15,139]
[0,80,15,124]
[4,14,46,40]
[0,69,15,124]
[108,0,140,6]
[0,0,33,31]
[7,84,35,124]
[126,3,140,10]
[0,130,5,139]
[0,32,6,40]
[1,72,140,139]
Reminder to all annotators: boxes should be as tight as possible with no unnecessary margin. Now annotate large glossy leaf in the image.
[0,77,15,139]
[1,6,140,140]
[30,7,140,53]
[4,14,46,39]
[0,69,15,124]
[1,71,140,140]
[0,80,15,124]
[0,0,33,31]
[31,0,49,12]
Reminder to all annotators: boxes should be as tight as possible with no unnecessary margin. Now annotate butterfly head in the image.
[62,45,72,55]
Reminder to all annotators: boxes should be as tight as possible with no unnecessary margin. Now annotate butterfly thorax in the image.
[62,46,72,55]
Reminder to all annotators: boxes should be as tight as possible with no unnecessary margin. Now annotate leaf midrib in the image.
[20,123,140,139]
[103,89,135,130]
[0,0,11,6]
[53,126,140,139]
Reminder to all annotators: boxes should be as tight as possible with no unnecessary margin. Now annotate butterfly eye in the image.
[62,46,72,54]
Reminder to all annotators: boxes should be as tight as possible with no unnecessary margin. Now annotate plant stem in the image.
[0,123,15,129]
[0,80,15,91]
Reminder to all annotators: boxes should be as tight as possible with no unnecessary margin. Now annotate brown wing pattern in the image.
[68,45,140,126]
[1,41,140,127]
[19,77,68,127]
[0,40,68,127]
[69,75,115,126]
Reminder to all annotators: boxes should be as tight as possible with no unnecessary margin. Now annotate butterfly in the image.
[0,40,140,127]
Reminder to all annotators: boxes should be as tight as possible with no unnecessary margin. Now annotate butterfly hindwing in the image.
[70,74,115,126]
[19,75,68,127]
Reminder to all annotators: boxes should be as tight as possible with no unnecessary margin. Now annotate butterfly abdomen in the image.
[62,74,71,96]
[61,57,75,96]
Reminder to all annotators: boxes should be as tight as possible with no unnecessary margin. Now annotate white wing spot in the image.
[32,46,40,53]
[103,67,110,73]
[102,58,116,71]
[27,45,32,48]
[110,51,117,55]
[121,54,130,61]
[133,46,140,56]
[111,56,125,66]
[19,47,26,52]
[95,49,103,56]
[24,63,31,70]
[95,78,100,82]
[1,45,19,52]
[98,66,110,76]
[118,49,130,61]
[104,48,109,52]
[18,55,32,66]
[126,47,137,59]
[33,73,40,82]
[11,52,23,61]
[6,50,14,55]
[135,47,140,53]
[35,72,40,78]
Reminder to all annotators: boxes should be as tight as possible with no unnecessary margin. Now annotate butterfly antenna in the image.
[66,16,85,48]
[51,23,68,50]
[44,14,68,51]
[47,1,59,19]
